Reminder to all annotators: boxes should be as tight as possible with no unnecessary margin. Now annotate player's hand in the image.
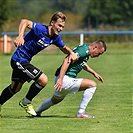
[54,78,63,91]
[94,73,104,83]
[14,36,24,47]
[69,52,78,63]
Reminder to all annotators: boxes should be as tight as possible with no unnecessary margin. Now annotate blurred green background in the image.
[0,0,133,54]
[0,0,133,32]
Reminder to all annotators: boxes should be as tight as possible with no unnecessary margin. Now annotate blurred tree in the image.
[82,0,133,28]
[19,0,54,20]
[1,0,133,31]
[7,0,54,21]
[54,0,74,12]
[0,0,9,30]
[53,0,89,14]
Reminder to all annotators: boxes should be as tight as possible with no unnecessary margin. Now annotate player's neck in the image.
[48,26,54,37]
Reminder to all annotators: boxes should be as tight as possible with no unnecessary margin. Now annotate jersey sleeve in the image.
[32,22,46,36]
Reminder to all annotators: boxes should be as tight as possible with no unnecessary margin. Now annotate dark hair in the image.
[50,12,66,24]
[96,40,107,51]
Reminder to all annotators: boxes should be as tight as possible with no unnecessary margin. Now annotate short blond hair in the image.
[50,12,66,24]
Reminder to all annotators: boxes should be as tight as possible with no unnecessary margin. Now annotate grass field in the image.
[0,43,132,133]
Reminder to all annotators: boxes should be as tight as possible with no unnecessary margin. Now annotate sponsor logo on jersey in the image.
[37,39,49,47]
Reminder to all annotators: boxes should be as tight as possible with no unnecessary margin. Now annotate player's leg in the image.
[0,80,23,106]
[17,62,48,116]
[36,75,82,117]
[0,59,24,112]
[0,80,23,117]
[36,75,70,116]
[22,73,48,105]
[36,96,64,116]
[76,79,97,118]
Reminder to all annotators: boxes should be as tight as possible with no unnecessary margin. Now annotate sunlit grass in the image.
[0,43,132,133]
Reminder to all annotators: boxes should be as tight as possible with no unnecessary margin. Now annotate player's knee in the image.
[90,80,97,87]
[87,86,97,94]
[11,81,23,93]
[37,73,48,87]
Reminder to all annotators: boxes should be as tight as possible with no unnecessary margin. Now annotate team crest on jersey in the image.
[33,69,38,74]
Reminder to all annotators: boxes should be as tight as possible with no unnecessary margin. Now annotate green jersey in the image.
[55,44,90,78]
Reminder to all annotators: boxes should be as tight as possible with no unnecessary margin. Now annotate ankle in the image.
[22,97,31,105]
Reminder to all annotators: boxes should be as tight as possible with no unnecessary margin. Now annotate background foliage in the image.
[0,0,133,32]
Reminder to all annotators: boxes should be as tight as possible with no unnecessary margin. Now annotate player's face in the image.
[90,47,105,58]
[51,18,65,35]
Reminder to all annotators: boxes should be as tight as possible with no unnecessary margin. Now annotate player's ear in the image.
[94,45,98,49]
[50,21,54,26]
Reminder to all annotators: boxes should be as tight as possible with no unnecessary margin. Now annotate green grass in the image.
[0,43,132,133]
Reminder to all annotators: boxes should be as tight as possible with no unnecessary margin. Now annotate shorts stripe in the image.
[16,62,37,79]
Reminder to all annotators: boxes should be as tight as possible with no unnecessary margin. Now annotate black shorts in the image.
[11,59,43,83]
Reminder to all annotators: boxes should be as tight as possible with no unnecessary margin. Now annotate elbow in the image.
[20,18,32,29]
[20,19,29,26]
[20,18,28,23]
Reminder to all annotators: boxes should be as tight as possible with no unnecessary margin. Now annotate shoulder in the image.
[74,44,89,51]
[32,22,47,31]
[73,44,89,57]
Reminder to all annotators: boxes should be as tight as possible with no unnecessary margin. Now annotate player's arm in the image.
[83,63,104,83]
[14,19,32,47]
[59,46,78,63]
[54,55,71,91]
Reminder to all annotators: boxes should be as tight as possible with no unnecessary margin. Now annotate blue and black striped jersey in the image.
[12,22,65,63]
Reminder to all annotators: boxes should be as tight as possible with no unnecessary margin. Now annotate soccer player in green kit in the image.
[36,40,106,118]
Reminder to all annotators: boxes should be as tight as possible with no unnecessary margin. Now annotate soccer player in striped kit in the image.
[0,12,78,116]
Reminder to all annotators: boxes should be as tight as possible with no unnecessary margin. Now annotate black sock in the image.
[0,85,15,105]
[25,82,44,101]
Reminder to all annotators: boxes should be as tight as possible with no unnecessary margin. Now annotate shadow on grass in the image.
[26,115,74,119]
[0,114,74,119]
[1,115,28,119]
